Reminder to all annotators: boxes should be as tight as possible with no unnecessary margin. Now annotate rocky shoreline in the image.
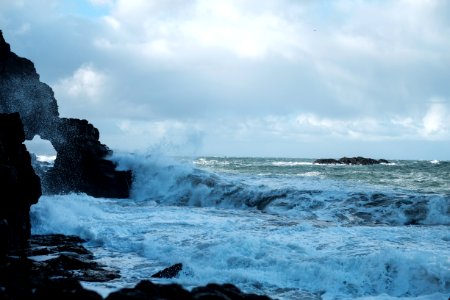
[1,233,271,299]
[0,30,272,299]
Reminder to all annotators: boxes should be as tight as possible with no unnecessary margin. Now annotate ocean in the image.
[30,154,450,300]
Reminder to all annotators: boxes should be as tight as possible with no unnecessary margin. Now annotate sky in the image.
[1,0,450,160]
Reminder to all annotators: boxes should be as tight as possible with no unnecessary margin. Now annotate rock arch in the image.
[0,31,131,198]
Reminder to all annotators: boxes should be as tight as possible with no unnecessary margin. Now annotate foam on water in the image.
[31,195,449,300]
[30,153,450,299]
[110,154,450,226]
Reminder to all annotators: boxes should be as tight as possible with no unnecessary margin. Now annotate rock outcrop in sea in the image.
[314,156,389,165]
[0,30,131,198]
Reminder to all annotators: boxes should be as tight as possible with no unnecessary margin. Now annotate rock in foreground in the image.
[1,235,271,300]
[0,234,118,300]
[107,281,272,300]
[0,112,41,255]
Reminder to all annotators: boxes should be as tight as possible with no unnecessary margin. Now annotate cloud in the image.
[420,99,449,139]
[1,0,450,158]
[53,64,108,117]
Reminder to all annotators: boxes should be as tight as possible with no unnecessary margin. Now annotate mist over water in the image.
[31,154,450,299]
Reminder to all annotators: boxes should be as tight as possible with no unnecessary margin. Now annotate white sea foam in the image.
[30,154,450,299]
[430,160,440,164]
[31,195,450,300]
[296,171,321,177]
[109,153,450,226]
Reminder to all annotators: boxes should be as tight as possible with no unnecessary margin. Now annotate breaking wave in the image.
[112,153,450,226]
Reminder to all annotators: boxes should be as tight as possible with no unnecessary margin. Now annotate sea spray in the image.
[30,154,450,299]
[110,153,450,226]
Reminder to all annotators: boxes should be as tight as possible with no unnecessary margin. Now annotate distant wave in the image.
[111,153,450,226]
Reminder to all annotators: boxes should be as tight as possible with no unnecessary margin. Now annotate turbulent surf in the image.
[31,155,450,300]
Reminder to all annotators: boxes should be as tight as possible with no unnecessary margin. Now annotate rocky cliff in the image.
[0,112,41,256]
[0,30,131,198]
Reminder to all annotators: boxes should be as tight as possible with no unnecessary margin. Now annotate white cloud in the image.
[56,64,106,100]
[95,0,305,62]
[420,100,449,139]
[53,64,109,117]
[2,0,450,158]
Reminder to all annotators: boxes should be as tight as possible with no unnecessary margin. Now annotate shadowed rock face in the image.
[45,118,131,198]
[0,32,59,142]
[0,30,131,198]
[0,112,41,256]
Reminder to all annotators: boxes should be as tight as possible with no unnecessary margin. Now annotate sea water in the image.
[30,154,450,299]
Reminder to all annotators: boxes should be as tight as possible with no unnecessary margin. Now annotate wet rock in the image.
[314,156,389,165]
[0,112,41,255]
[25,234,120,282]
[107,280,272,300]
[44,118,132,198]
[33,278,103,300]
[0,30,131,198]
[0,233,120,299]
[313,158,340,164]
[191,283,272,300]
[106,280,193,300]
[151,263,183,279]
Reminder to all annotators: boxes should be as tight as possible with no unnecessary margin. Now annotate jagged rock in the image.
[25,234,120,282]
[0,30,131,198]
[106,280,272,300]
[151,263,183,279]
[191,283,272,299]
[0,32,59,142]
[106,280,193,300]
[314,156,389,165]
[0,112,41,256]
[44,118,132,198]
[33,278,103,300]
[1,232,273,300]
[313,158,340,164]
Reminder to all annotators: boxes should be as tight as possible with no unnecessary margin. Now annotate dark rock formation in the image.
[0,234,116,300]
[314,156,389,165]
[45,118,131,198]
[106,281,193,300]
[0,30,131,198]
[1,233,272,300]
[0,112,41,256]
[191,283,272,300]
[0,32,59,142]
[107,280,272,300]
[313,158,340,164]
[26,234,120,282]
[151,263,183,279]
